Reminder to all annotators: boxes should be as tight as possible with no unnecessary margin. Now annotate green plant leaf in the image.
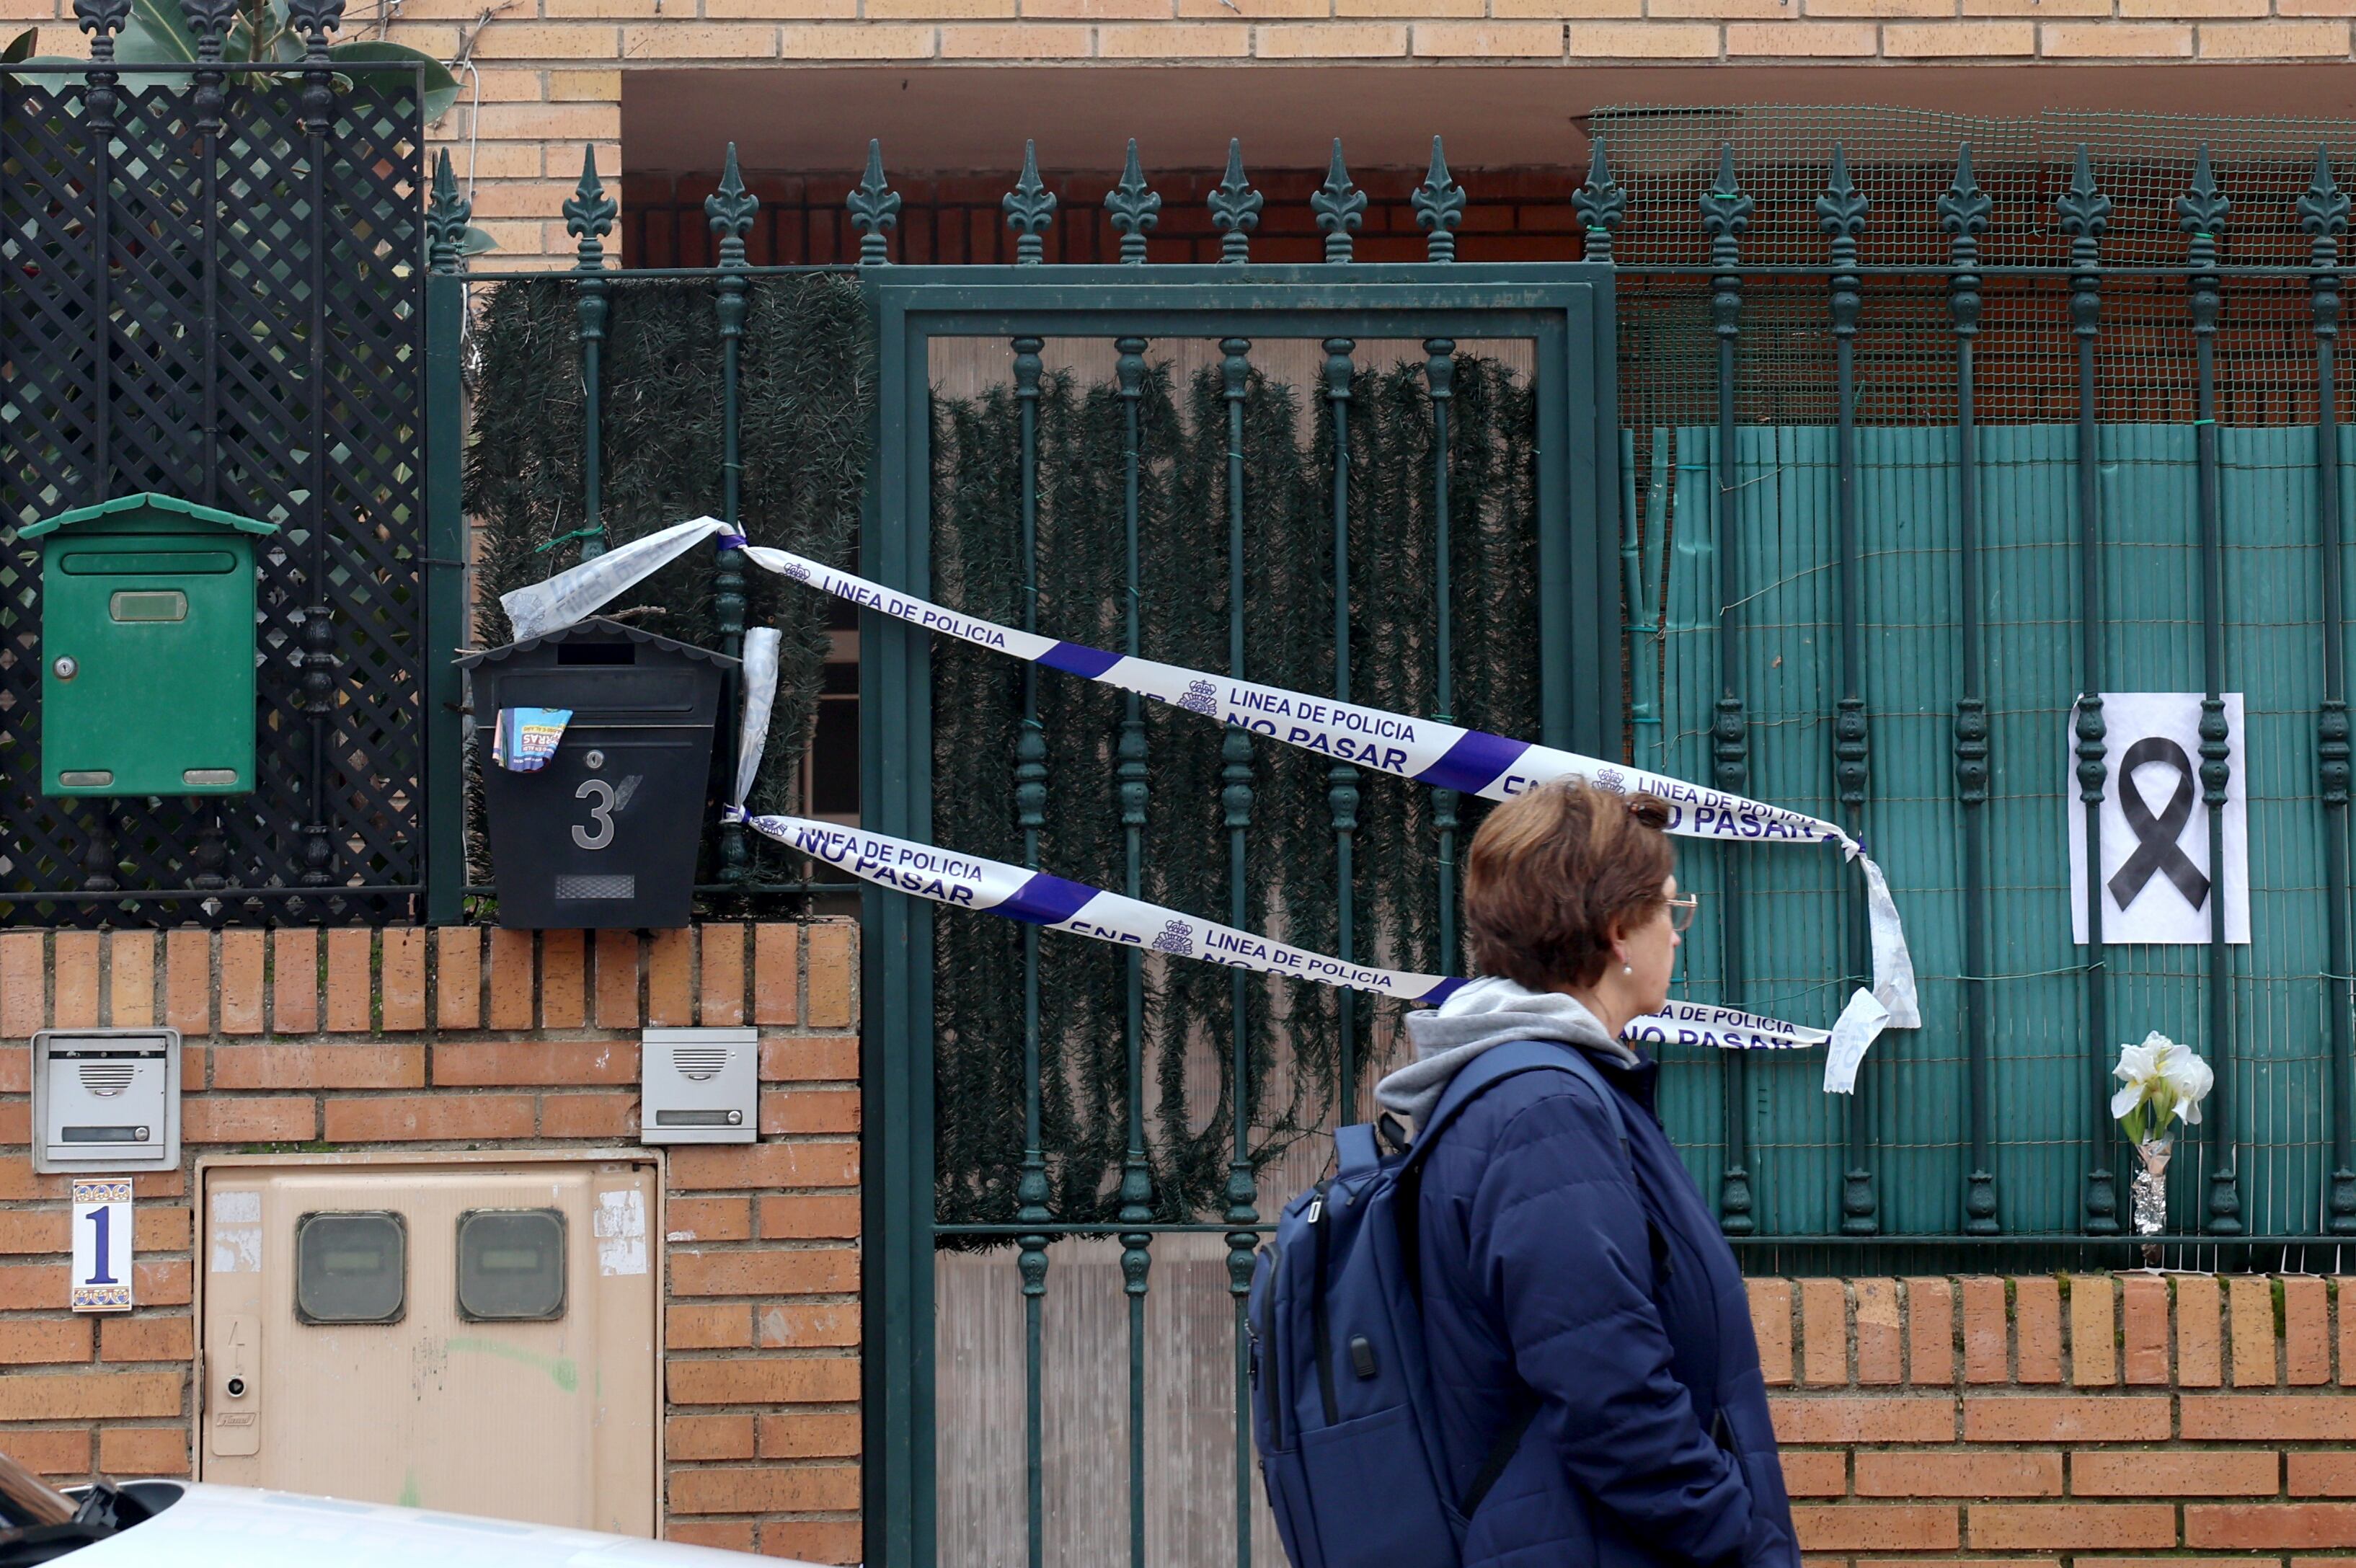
[327,40,459,125]
[117,0,202,62]
[1,28,38,63]
[459,223,499,256]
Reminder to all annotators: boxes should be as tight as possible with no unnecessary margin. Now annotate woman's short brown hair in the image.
[1463,779,1675,991]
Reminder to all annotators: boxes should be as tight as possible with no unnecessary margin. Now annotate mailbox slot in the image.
[27,493,279,798]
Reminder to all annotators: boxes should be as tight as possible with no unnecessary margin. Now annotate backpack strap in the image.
[1402,1039,1630,1181]
[1334,1122,1381,1177]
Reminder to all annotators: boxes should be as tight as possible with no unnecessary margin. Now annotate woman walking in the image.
[1374,778,1799,1568]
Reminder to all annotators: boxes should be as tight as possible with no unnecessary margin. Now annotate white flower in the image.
[2112,1031,2215,1141]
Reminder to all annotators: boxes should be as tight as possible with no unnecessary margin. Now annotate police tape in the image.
[503,516,1911,1089]
[726,807,1828,1053]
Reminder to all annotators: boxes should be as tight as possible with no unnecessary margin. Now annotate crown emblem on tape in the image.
[1151,920,1195,957]
[1595,767,1627,793]
[1178,679,1218,717]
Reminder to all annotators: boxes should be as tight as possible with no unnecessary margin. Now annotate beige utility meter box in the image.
[639,1027,756,1144]
[32,1028,181,1174]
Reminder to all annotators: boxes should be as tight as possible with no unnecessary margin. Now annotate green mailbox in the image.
[25,492,280,798]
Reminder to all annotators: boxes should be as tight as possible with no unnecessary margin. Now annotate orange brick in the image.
[98,1426,187,1476]
[805,924,854,1027]
[776,21,936,53]
[669,1523,756,1553]
[2232,1274,2279,1387]
[867,0,1006,15]
[1256,20,1407,52]
[670,1141,859,1190]
[1855,1450,2060,1498]
[1342,0,1480,14]
[697,925,747,1025]
[1769,1396,1954,1445]
[324,1094,534,1141]
[435,927,482,1029]
[2015,1277,2062,1383]
[1792,1504,1959,1552]
[668,1463,859,1515]
[753,925,801,1025]
[488,929,534,1029]
[1970,1503,2179,1549]
[0,1370,182,1419]
[2122,1275,2169,1383]
[2183,1274,2223,1386]
[0,933,44,1037]
[759,1035,858,1083]
[99,1316,192,1363]
[668,1303,755,1349]
[5,1430,90,1475]
[646,930,693,1027]
[756,1301,859,1348]
[668,1413,758,1461]
[1726,19,1876,50]
[539,1091,639,1138]
[1566,18,1717,50]
[2068,1275,2115,1386]
[2293,1453,2356,1495]
[756,1410,862,1458]
[758,1087,861,1135]
[667,1356,861,1405]
[216,930,265,1035]
[434,1039,637,1085]
[468,20,624,56]
[1750,1278,1794,1386]
[2184,1394,2356,1441]
[0,1211,71,1254]
[324,929,371,1032]
[133,1205,190,1250]
[164,930,210,1035]
[669,1246,859,1296]
[595,931,639,1029]
[665,1197,753,1243]
[52,933,99,1031]
[1907,1278,1954,1385]
[1856,1279,1901,1385]
[1962,1277,2008,1383]
[183,1097,316,1143]
[0,1317,93,1362]
[107,932,155,1028]
[0,1042,25,1093]
[2188,1504,2356,1549]
[2076,1448,2279,1496]
[2040,19,2194,52]
[543,931,588,1028]
[2286,1276,2331,1384]
[941,19,1092,50]
[272,929,319,1035]
[213,1045,425,1089]
[1884,19,2035,50]
[379,930,426,1032]
[761,1521,861,1564]
[1781,1450,1848,1498]
[1963,1396,2170,1443]
[2200,17,2352,52]
[1096,21,1252,48]
[0,1265,68,1310]
[135,1259,191,1307]
[1802,1279,1848,1386]
[1021,0,1170,14]
[1410,19,1563,51]
[758,1194,862,1240]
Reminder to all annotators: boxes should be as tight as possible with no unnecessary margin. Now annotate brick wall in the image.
[1753,1272,2356,1559]
[0,922,862,1563]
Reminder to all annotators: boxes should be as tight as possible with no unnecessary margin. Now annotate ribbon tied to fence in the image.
[502,517,1921,1088]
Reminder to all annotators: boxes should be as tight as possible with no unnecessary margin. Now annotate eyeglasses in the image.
[1665,893,1699,934]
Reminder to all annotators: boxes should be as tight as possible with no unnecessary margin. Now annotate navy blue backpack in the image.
[1246,1040,1629,1568]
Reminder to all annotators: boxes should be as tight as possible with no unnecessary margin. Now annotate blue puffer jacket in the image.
[1411,1044,1799,1568]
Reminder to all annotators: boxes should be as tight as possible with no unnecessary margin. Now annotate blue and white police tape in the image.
[727,807,1828,1053]
[503,516,1910,1089]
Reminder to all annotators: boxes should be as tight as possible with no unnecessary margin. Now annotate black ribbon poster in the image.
[2069,693,2250,946]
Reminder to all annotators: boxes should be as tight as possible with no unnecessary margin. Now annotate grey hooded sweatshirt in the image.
[1373,976,1639,1127]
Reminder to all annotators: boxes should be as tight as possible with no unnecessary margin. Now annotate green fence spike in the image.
[1208,138,1262,265]
[1411,136,1463,263]
[1003,140,1055,265]
[1573,135,1625,264]
[1107,138,1161,265]
[1311,138,1365,264]
[849,138,901,266]
[425,148,471,275]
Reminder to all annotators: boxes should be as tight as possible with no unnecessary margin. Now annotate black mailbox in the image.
[461,617,738,930]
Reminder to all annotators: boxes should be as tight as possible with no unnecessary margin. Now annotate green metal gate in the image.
[858,188,1620,1567]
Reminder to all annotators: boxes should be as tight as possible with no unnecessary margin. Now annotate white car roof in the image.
[63,1482,800,1567]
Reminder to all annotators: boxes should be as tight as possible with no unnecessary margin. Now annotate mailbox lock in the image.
[225,1376,247,1399]
[136,1127,149,1140]
[584,749,606,770]
[50,655,76,681]
[727,1110,743,1125]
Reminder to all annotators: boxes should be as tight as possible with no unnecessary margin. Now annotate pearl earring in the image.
[1622,962,1633,976]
